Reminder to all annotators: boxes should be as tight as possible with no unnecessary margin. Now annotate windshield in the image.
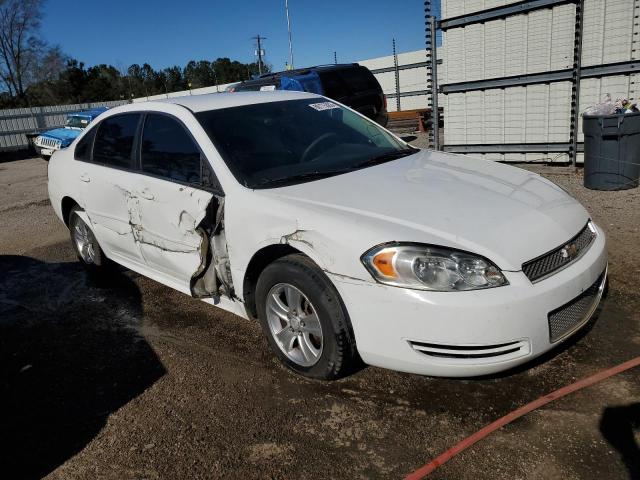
[66,115,90,129]
[196,99,414,188]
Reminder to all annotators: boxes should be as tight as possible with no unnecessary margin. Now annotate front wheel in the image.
[256,254,359,380]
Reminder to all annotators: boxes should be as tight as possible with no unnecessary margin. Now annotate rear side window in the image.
[93,114,140,168]
[320,67,381,99]
[336,67,379,93]
[319,71,349,99]
[74,127,97,161]
[141,114,201,184]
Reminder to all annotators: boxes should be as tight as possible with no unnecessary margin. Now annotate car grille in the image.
[548,270,606,343]
[35,136,62,149]
[522,222,596,282]
[408,339,530,362]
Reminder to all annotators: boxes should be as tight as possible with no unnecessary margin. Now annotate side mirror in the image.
[400,135,417,143]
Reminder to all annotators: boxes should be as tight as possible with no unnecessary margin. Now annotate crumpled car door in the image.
[129,175,214,293]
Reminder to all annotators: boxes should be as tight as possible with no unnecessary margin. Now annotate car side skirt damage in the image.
[191,196,235,300]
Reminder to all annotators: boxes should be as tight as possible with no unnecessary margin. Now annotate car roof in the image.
[255,63,361,80]
[154,90,320,112]
[68,107,108,118]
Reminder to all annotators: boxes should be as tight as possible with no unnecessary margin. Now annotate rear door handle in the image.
[79,173,90,183]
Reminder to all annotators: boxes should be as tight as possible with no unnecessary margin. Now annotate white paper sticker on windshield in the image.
[260,85,276,91]
[309,102,340,111]
[80,119,88,124]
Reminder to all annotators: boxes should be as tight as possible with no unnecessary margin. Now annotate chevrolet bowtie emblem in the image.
[560,243,579,260]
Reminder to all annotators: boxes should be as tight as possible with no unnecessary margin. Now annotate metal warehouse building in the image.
[358,49,441,113]
[438,0,638,163]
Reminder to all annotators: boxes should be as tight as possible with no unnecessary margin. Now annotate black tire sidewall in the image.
[256,254,355,380]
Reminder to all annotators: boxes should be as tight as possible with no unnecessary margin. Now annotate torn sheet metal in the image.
[128,180,214,286]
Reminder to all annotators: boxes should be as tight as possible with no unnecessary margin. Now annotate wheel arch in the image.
[242,243,307,320]
[61,196,80,227]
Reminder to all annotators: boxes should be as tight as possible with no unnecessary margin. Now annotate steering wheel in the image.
[300,133,338,163]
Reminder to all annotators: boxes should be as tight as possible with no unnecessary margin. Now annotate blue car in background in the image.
[33,107,108,160]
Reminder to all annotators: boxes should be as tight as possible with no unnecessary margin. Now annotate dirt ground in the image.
[1,153,639,480]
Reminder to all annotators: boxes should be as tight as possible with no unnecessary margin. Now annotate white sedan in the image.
[47,91,607,380]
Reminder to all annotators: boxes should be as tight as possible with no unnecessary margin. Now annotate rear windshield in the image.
[334,67,380,92]
[66,115,90,129]
[235,79,280,92]
[196,98,411,189]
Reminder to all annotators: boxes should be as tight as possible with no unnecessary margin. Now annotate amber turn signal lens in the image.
[372,250,397,278]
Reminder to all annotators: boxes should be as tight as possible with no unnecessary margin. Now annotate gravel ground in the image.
[1,155,638,480]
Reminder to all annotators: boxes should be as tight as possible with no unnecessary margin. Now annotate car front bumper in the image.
[34,145,55,157]
[327,225,608,377]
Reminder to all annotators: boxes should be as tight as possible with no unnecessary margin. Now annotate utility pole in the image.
[393,38,401,112]
[285,0,294,69]
[252,35,266,75]
[429,15,439,150]
[334,51,337,64]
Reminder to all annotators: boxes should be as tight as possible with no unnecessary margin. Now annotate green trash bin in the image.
[582,112,640,190]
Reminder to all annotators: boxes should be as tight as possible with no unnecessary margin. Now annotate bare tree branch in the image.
[0,0,44,100]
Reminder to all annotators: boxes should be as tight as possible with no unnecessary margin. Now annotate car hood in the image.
[260,149,589,271]
[41,127,80,144]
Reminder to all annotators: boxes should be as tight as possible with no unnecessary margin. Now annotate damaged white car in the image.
[48,91,607,380]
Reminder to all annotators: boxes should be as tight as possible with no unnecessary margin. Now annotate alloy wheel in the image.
[266,283,323,367]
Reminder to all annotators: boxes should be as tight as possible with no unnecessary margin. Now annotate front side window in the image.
[141,114,201,184]
[93,114,140,168]
[196,98,413,189]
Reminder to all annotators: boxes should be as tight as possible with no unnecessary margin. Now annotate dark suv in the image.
[232,64,388,126]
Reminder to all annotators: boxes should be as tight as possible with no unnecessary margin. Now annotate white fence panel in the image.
[0,100,127,152]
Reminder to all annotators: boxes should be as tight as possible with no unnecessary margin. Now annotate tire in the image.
[256,254,358,380]
[69,206,108,271]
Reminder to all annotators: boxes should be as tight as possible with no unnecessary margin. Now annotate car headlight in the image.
[361,243,508,291]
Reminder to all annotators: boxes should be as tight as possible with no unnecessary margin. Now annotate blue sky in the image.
[41,0,440,71]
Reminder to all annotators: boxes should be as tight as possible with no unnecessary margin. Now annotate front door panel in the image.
[130,174,214,288]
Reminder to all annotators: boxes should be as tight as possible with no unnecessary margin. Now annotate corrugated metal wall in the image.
[442,0,522,18]
[441,0,640,163]
[445,4,575,83]
[358,49,445,112]
[0,101,127,152]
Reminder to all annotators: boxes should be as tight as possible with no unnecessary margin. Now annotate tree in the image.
[163,66,185,93]
[184,60,217,89]
[0,0,45,101]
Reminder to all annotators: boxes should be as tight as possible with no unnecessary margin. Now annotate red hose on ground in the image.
[405,356,640,480]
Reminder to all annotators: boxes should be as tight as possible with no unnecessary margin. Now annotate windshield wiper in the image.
[253,169,351,188]
[352,148,416,169]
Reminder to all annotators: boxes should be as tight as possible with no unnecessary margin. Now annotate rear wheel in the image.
[256,254,358,380]
[69,206,108,271]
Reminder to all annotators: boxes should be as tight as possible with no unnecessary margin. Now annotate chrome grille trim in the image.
[548,269,606,343]
[35,136,62,149]
[522,222,596,283]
